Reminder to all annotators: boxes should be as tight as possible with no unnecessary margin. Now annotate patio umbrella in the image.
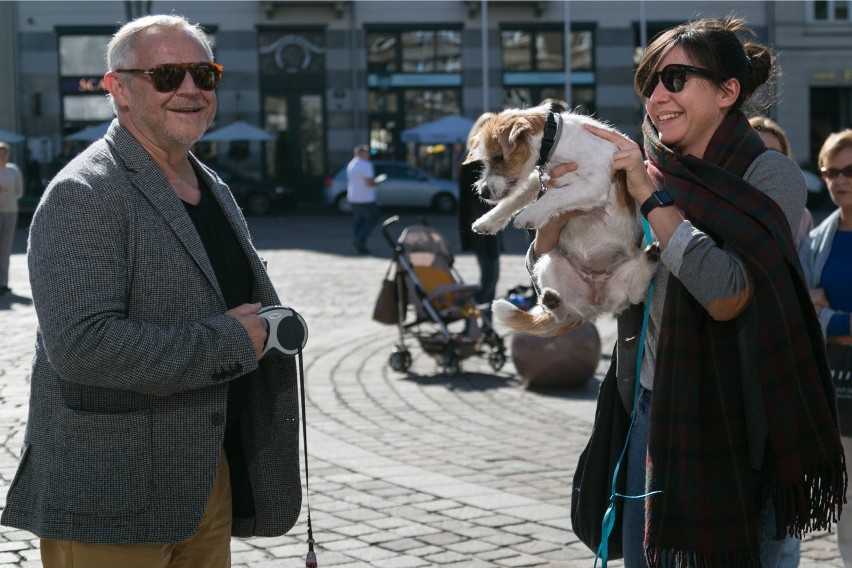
[201,121,275,142]
[0,129,25,143]
[400,115,475,145]
[66,121,112,142]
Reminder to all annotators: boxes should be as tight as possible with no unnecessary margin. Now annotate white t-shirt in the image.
[0,163,23,213]
[346,157,376,204]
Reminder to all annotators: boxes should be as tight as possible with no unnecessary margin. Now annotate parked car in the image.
[211,164,295,216]
[801,167,828,207]
[324,160,458,214]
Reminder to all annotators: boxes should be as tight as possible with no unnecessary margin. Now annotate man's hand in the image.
[227,303,267,359]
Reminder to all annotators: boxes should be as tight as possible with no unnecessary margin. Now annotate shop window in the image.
[812,0,851,22]
[501,27,593,72]
[501,25,595,112]
[367,27,462,74]
[59,35,112,75]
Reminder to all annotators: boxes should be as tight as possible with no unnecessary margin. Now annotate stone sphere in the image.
[511,321,602,388]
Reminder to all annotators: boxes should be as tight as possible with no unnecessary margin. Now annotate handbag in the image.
[571,218,655,564]
[372,264,406,325]
[826,339,852,435]
[570,350,630,560]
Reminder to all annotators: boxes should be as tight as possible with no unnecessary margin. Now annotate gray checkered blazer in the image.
[0,121,302,543]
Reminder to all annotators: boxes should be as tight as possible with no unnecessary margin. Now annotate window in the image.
[58,32,113,125]
[501,28,593,72]
[59,35,112,75]
[501,25,596,113]
[812,0,851,22]
[365,26,463,162]
[368,28,461,74]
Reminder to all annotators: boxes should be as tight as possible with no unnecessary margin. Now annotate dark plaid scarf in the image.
[642,110,846,567]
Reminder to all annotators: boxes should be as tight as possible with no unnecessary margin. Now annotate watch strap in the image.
[640,191,674,218]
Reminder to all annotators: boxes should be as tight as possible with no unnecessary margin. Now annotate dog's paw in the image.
[513,207,544,230]
[644,241,661,261]
[540,288,561,311]
[472,217,503,235]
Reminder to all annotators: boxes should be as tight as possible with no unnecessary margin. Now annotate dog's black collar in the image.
[537,111,563,167]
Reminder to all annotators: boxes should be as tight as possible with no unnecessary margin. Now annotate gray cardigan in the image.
[799,208,843,338]
[1,121,302,543]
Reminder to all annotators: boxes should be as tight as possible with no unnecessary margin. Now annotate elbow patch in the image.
[707,283,754,321]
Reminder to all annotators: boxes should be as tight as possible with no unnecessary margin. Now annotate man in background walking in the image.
[346,144,381,254]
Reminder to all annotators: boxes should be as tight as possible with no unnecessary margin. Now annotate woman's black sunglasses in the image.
[642,64,715,98]
[115,62,223,93]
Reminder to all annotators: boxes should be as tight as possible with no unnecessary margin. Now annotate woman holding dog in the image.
[535,17,845,568]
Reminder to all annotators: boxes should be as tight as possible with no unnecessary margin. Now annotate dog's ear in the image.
[462,136,481,164]
[498,118,534,160]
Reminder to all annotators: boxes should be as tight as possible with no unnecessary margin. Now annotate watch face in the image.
[657,191,674,206]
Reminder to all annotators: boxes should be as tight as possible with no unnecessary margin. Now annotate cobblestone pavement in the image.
[0,210,843,567]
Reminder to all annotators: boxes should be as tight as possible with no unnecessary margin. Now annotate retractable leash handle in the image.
[256,306,317,568]
[258,305,308,357]
[594,219,662,568]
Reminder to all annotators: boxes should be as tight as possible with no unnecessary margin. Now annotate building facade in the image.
[1,0,850,203]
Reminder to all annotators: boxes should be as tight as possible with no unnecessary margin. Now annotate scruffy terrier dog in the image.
[464,104,659,337]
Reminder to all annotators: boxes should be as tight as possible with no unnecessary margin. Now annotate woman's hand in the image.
[583,123,656,204]
[532,162,584,257]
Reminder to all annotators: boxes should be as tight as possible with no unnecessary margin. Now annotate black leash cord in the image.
[297,349,318,568]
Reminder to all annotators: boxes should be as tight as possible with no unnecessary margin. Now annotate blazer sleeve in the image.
[29,172,260,397]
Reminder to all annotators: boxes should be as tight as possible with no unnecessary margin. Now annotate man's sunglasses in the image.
[115,62,223,93]
[641,64,716,98]
[820,165,852,180]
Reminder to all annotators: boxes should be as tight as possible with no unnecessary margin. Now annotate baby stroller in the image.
[377,216,506,375]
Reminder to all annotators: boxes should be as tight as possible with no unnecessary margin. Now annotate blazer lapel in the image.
[106,124,225,304]
[192,159,279,306]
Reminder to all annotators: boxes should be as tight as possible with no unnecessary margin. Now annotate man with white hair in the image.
[1,14,302,567]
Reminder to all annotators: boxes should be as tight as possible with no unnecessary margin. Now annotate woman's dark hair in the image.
[634,16,775,111]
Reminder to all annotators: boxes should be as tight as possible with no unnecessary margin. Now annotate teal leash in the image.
[594,217,663,567]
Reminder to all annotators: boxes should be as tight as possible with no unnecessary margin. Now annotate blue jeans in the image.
[621,387,795,567]
[474,251,500,306]
[350,202,380,246]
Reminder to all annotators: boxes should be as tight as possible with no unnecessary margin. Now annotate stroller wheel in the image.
[389,349,412,372]
[489,348,506,371]
[444,354,460,376]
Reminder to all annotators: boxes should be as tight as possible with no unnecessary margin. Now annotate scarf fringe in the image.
[774,460,848,538]
[646,547,761,568]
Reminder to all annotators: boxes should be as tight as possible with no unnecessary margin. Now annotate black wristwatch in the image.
[640,191,674,219]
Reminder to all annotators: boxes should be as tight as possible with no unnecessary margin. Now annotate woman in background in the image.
[749,115,814,247]
[799,128,852,568]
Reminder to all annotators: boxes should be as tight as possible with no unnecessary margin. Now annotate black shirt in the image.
[183,177,253,428]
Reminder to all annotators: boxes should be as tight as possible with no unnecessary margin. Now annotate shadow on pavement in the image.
[402,371,523,391]
[0,292,33,309]
[525,376,602,400]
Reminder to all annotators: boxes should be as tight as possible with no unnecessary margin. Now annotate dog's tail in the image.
[492,299,582,338]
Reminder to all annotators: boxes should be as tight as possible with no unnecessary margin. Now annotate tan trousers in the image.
[41,451,232,568]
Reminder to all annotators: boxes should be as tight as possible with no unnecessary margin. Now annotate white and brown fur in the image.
[464,104,659,337]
